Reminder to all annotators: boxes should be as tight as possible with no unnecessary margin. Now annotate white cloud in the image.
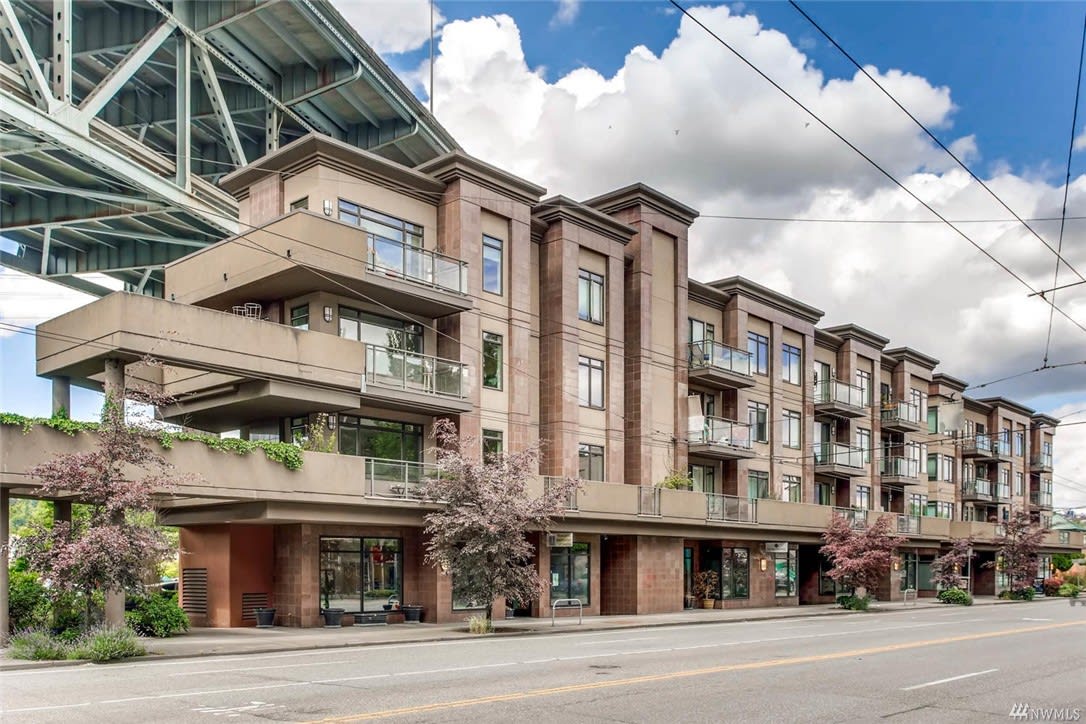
[1074,125,1086,151]
[426,5,1086,401]
[550,0,580,28]
[0,268,100,338]
[1047,402,1086,510]
[332,0,443,54]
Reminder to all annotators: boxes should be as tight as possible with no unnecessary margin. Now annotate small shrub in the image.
[466,615,493,634]
[836,594,870,610]
[937,588,973,606]
[7,564,50,632]
[836,594,853,608]
[1043,577,1062,597]
[657,470,692,491]
[8,629,71,660]
[125,593,189,638]
[1058,583,1082,597]
[69,625,145,662]
[1001,587,1035,601]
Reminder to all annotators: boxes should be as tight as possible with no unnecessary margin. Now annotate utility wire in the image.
[789,0,1086,284]
[668,0,1086,339]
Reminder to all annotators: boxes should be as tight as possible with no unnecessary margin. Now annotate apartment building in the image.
[3,132,1079,628]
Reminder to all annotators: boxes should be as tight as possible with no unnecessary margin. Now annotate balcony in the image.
[545,476,580,512]
[897,514,921,534]
[880,400,925,433]
[813,379,869,419]
[638,486,661,517]
[1030,452,1054,473]
[368,233,467,298]
[706,494,757,523]
[1030,490,1053,510]
[832,507,867,530]
[995,482,1011,501]
[960,434,1005,463]
[365,458,438,500]
[688,417,756,460]
[961,478,993,502]
[361,344,472,415]
[687,341,755,390]
[879,456,920,488]
[814,443,867,478]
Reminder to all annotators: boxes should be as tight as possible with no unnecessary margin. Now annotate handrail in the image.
[687,340,752,376]
[689,416,753,449]
[881,399,921,425]
[366,232,468,294]
[551,598,583,626]
[813,379,868,408]
[706,493,757,523]
[363,343,466,398]
[365,458,439,500]
[815,442,865,469]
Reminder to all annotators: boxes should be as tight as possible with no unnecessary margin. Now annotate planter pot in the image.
[385,611,406,624]
[255,608,276,628]
[701,599,716,609]
[322,608,345,627]
[402,605,424,623]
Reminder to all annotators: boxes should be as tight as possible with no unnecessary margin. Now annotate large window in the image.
[338,201,423,247]
[748,470,770,499]
[339,416,423,461]
[1014,431,1024,457]
[289,416,308,445]
[856,428,871,463]
[781,343,801,385]
[578,356,605,408]
[816,482,835,506]
[1014,471,1023,496]
[578,443,604,481]
[720,548,750,599]
[747,332,769,375]
[908,494,926,516]
[782,410,801,449]
[748,401,768,442]
[928,406,939,434]
[482,332,503,390]
[856,485,871,510]
[290,304,309,330]
[339,307,422,352]
[782,475,801,503]
[856,370,872,406]
[482,235,503,294]
[578,270,604,324]
[689,463,715,494]
[925,501,954,519]
[689,318,715,344]
[482,429,503,459]
[774,548,797,597]
[319,537,402,613]
[550,542,590,604]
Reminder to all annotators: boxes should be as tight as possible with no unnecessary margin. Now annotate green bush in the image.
[1043,577,1062,596]
[1000,587,1036,601]
[1058,583,1082,597]
[125,593,189,638]
[937,588,973,606]
[7,562,50,632]
[1053,553,1076,572]
[69,625,145,662]
[8,629,71,660]
[836,594,870,610]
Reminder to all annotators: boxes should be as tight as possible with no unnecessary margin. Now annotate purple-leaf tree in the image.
[990,509,1046,594]
[18,399,175,627]
[930,537,974,591]
[822,513,906,595]
[421,418,579,626]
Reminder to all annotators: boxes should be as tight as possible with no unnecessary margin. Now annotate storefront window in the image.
[319,537,402,613]
[339,416,422,461]
[720,548,749,599]
[774,548,797,597]
[550,542,590,604]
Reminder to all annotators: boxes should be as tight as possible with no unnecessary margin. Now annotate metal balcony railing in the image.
[367,233,468,294]
[1029,490,1053,508]
[880,456,919,478]
[688,416,753,449]
[638,486,661,517]
[365,458,438,499]
[1031,451,1054,468]
[881,400,922,425]
[833,507,867,529]
[897,514,921,534]
[706,494,757,523]
[544,476,579,512]
[687,340,752,377]
[962,478,993,499]
[815,442,865,469]
[995,482,1011,500]
[363,344,466,398]
[813,379,868,408]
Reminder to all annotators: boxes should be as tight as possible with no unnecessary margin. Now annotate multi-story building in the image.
[1,132,1080,628]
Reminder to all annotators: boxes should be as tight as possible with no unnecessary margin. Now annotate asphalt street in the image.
[1,600,1083,723]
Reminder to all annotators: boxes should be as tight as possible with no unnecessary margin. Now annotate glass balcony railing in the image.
[706,494,757,523]
[639,486,661,517]
[880,456,919,478]
[996,482,1010,499]
[961,478,993,498]
[365,458,438,499]
[813,379,868,408]
[814,442,865,469]
[544,476,579,511]
[367,233,468,294]
[1029,490,1053,507]
[1031,452,1054,468]
[364,344,466,398]
[688,341,752,377]
[897,514,921,534]
[881,400,921,425]
[833,507,867,529]
[688,416,753,449]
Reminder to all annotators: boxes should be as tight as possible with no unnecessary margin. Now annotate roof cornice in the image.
[815,327,844,350]
[688,278,731,308]
[1031,413,1061,428]
[583,183,699,227]
[884,346,940,370]
[705,276,824,324]
[931,372,969,392]
[533,196,636,244]
[415,150,546,205]
[821,323,889,350]
[976,396,1036,418]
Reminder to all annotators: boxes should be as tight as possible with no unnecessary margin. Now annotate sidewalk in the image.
[0,595,1057,672]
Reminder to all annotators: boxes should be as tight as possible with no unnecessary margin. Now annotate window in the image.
[908,494,926,516]
[338,416,423,461]
[289,416,308,445]
[927,406,938,434]
[320,537,402,614]
[578,356,604,408]
[856,370,872,406]
[748,402,768,442]
[689,464,715,494]
[927,453,938,481]
[816,361,831,385]
[290,197,309,211]
[482,235,503,294]
[482,429,503,459]
[816,482,835,506]
[782,475,801,503]
[452,576,487,611]
[856,485,871,510]
[697,391,716,418]
[747,332,769,375]
[747,470,769,499]
[925,501,954,519]
[819,555,839,596]
[999,467,1010,498]
[1014,431,1024,457]
[941,455,954,482]
[339,201,425,282]
[689,318,715,343]
[578,443,604,481]
[339,307,422,352]
[856,428,871,463]
[550,542,590,604]
[720,548,750,600]
[578,270,604,324]
[773,548,797,597]
[880,382,891,405]
[482,332,503,390]
[782,410,801,449]
[781,343,801,385]
[290,304,309,330]
[1014,471,1023,497]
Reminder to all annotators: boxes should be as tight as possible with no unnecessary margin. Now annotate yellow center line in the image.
[311,620,1084,722]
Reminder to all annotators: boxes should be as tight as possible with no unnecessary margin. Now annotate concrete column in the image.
[51,376,71,417]
[1,487,9,644]
[102,359,126,624]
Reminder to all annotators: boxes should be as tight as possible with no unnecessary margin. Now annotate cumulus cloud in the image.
[425,5,1086,401]
[332,0,442,54]
[0,267,100,338]
[550,0,580,28]
[1046,402,1086,510]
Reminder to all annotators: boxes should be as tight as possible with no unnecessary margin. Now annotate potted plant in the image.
[320,573,345,627]
[254,606,276,628]
[694,570,719,609]
[401,604,424,623]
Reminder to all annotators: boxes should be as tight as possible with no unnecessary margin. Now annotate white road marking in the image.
[900,668,999,691]
[577,637,659,646]
[1022,618,1052,622]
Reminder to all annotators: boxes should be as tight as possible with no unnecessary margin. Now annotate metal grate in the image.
[180,568,208,615]
[241,593,269,621]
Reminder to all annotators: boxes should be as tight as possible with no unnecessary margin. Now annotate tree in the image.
[930,537,973,591]
[17,400,175,628]
[990,509,1046,594]
[421,418,579,627]
[821,513,906,595]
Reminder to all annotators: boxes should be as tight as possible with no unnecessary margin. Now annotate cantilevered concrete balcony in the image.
[813,379,869,419]
[879,456,921,489]
[814,443,867,478]
[879,400,925,433]
[688,417,757,460]
[687,341,755,390]
[960,434,1007,463]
